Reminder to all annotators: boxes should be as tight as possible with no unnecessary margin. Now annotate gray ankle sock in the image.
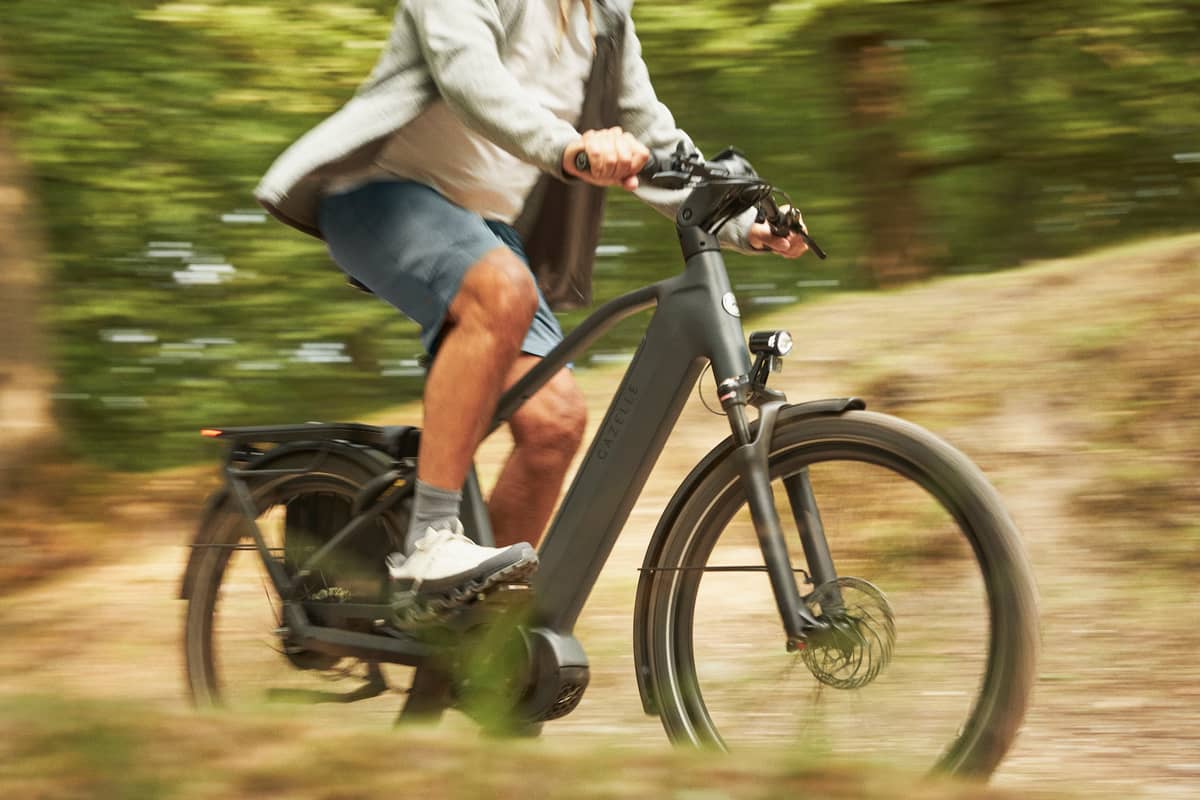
[405,479,462,553]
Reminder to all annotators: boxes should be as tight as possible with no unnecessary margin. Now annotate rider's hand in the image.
[563,127,650,191]
[747,207,809,259]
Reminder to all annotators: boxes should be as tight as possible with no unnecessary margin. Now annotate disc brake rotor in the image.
[800,576,896,690]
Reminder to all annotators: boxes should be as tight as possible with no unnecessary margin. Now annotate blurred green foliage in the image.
[1,0,1197,468]
[0,694,1031,800]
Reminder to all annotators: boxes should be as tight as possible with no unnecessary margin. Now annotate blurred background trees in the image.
[0,113,55,490]
[1,0,1197,469]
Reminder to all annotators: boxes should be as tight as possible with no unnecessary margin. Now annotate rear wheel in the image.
[184,451,410,719]
[643,410,1037,777]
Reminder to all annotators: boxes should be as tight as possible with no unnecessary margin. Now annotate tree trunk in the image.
[0,117,57,493]
[834,33,931,286]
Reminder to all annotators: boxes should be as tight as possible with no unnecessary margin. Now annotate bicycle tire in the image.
[184,450,405,713]
[641,409,1037,777]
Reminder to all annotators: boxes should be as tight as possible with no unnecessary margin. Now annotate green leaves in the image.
[4,0,1198,468]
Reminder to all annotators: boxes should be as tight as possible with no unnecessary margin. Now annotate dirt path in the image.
[2,384,1194,797]
[2,236,1197,797]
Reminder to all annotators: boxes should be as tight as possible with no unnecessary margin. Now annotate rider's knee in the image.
[512,372,587,462]
[454,248,538,337]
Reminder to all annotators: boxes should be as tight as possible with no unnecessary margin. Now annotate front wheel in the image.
[641,410,1037,777]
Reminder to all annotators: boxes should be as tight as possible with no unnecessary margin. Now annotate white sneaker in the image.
[386,520,538,598]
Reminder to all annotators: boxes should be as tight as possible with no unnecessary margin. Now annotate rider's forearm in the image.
[406,0,579,179]
[632,185,761,255]
[720,208,763,254]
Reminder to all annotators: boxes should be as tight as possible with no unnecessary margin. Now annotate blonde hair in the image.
[557,0,596,43]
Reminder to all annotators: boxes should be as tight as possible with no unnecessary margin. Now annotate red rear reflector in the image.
[200,428,224,438]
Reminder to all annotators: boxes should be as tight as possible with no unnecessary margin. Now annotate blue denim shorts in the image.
[317,180,564,357]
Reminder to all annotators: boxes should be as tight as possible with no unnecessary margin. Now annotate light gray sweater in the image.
[255,0,755,305]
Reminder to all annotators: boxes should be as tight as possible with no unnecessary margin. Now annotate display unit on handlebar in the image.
[180,146,1037,778]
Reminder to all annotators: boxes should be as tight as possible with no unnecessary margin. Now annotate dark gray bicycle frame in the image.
[474,227,833,639]
[219,226,840,668]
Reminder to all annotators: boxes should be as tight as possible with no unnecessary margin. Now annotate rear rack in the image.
[201,422,419,460]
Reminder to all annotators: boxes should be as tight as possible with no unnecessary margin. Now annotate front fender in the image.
[178,440,393,600]
[631,397,865,716]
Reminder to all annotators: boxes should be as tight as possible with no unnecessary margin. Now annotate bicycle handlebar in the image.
[573,149,662,180]
[572,146,827,260]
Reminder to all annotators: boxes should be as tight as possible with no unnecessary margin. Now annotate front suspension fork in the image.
[720,385,842,645]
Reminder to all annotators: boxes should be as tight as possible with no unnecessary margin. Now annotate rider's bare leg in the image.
[488,355,587,548]
[417,247,538,494]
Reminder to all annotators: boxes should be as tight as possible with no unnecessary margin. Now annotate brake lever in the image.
[793,226,828,260]
[764,203,829,260]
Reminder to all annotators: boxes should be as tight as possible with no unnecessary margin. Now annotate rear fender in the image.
[631,397,865,715]
[178,440,394,600]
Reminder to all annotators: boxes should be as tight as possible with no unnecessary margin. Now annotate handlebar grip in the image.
[573,150,662,180]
